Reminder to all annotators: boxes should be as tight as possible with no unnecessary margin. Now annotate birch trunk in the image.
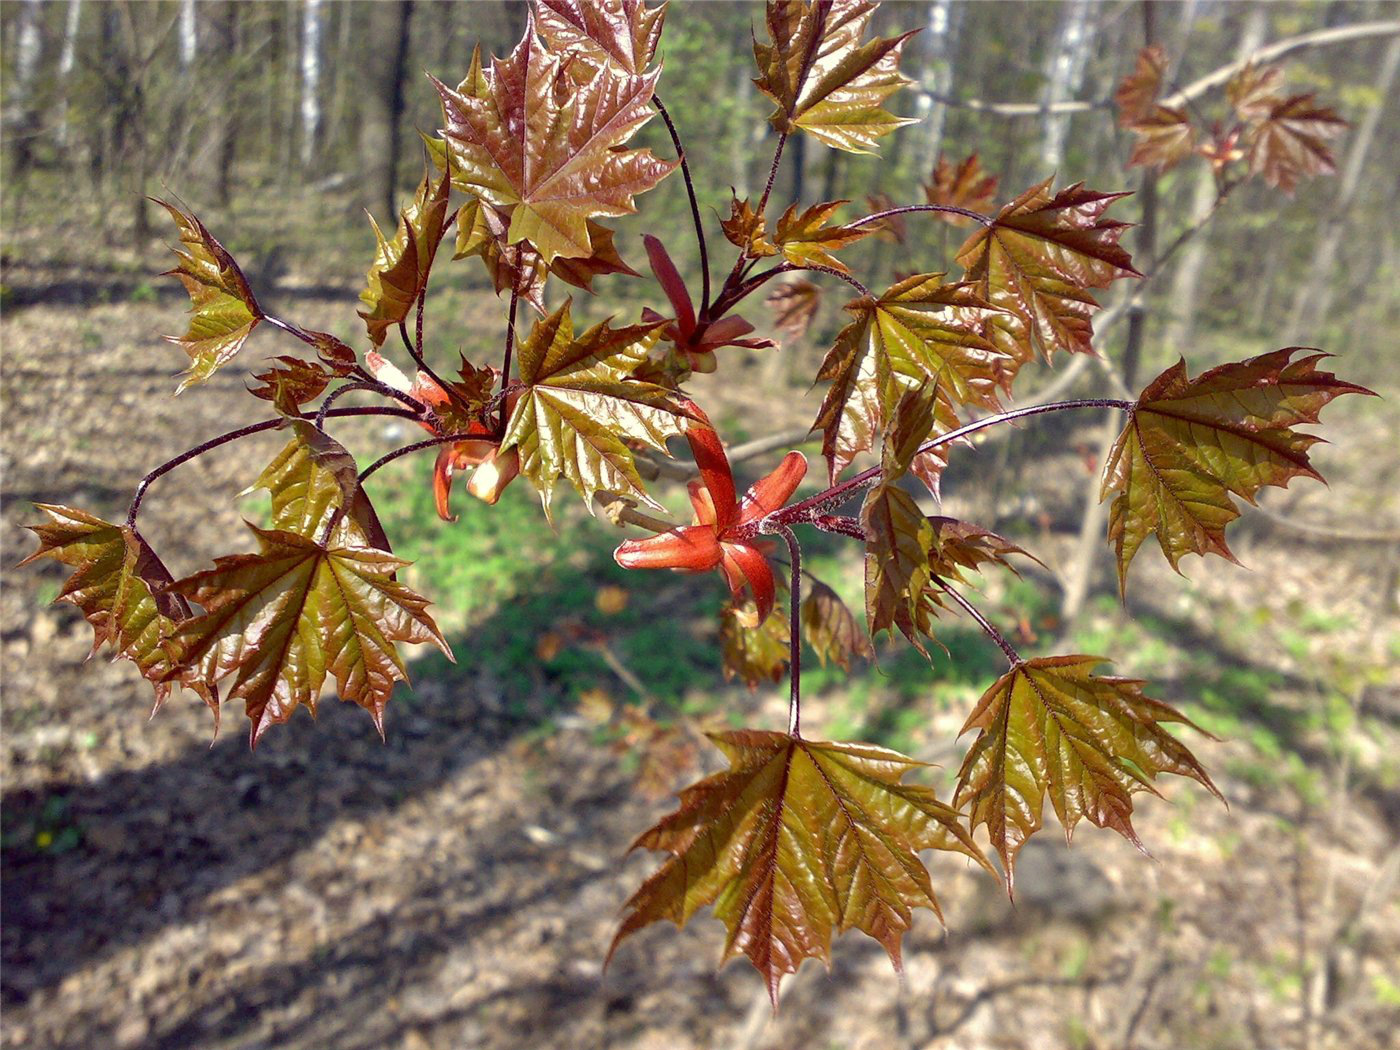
[914,0,964,176]
[359,0,414,219]
[1040,0,1097,171]
[56,0,83,148]
[301,0,323,170]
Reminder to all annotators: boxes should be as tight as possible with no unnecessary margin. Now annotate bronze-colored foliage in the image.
[535,0,665,76]
[358,167,452,347]
[249,357,336,416]
[611,730,991,1002]
[801,581,873,670]
[154,199,264,393]
[719,598,790,687]
[1102,349,1372,593]
[772,199,873,273]
[753,0,916,153]
[720,194,778,256]
[765,277,822,340]
[434,26,676,263]
[955,656,1222,888]
[923,153,999,224]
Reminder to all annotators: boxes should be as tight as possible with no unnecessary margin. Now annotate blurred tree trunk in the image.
[1283,35,1400,343]
[324,1,354,170]
[6,0,43,184]
[1164,6,1267,349]
[914,0,963,177]
[212,1,240,207]
[56,0,83,148]
[359,0,414,219]
[178,0,195,68]
[1040,0,1097,170]
[300,0,323,170]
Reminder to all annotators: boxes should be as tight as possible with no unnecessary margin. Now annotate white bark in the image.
[10,0,42,111]
[914,0,963,176]
[300,0,323,168]
[56,0,82,146]
[178,0,196,68]
[1041,0,1097,170]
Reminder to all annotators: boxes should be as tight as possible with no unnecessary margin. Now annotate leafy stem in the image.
[936,577,1021,666]
[653,94,711,314]
[497,286,520,436]
[125,406,419,528]
[358,431,491,484]
[847,203,995,229]
[396,320,458,409]
[773,524,804,738]
[319,378,432,431]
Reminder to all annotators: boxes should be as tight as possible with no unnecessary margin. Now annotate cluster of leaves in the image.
[24,0,1369,1004]
[1116,43,1347,192]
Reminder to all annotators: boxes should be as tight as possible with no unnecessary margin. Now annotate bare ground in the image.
[3,245,1399,1050]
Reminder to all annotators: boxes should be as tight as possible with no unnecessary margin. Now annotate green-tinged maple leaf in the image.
[358,167,452,347]
[801,581,872,671]
[813,273,1005,486]
[955,179,1139,379]
[719,599,790,688]
[500,299,688,514]
[772,200,872,273]
[247,420,391,552]
[153,198,264,393]
[766,277,821,340]
[927,517,1036,583]
[21,505,194,711]
[249,357,335,416]
[1126,105,1198,172]
[754,0,916,154]
[923,153,999,225]
[611,730,991,1002]
[861,482,934,649]
[434,26,676,264]
[720,194,777,256]
[1101,349,1372,594]
[1241,93,1347,194]
[955,655,1222,888]
[1115,44,1168,126]
[535,0,665,76]
[167,525,451,745]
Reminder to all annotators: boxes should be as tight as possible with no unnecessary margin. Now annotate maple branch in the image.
[797,264,870,299]
[936,578,1021,666]
[653,94,711,313]
[358,431,486,483]
[773,524,804,738]
[753,399,1133,533]
[848,203,994,229]
[498,287,520,435]
[317,378,430,431]
[756,133,789,220]
[396,320,457,409]
[125,406,419,527]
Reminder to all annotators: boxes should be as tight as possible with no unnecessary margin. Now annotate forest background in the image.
[1,2,1398,1049]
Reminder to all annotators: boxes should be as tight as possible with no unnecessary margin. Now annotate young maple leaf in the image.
[772,199,873,273]
[610,730,992,1003]
[358,166,452,347]
[923,153,999,225]
[1101,349,1373,594]
[1242,93,1348,194]
[765,277,822,340]
[500,299,689,515]
[21,505,201,714]
[433,23,676,263]
[719,193,778,257]
[813,273,1006,489]
[719,597,791,687]
[801,580,873,671]
[153,198,264,393]
[955,656,1222,889]
[535,0,665,76]
[1115,44,1169,127]
[1125,105,1198,172]
[754,0,917,154]
[166,526,452,746]
[248,356,336,416]
[954,179,1139,379]
[614,405,807,625]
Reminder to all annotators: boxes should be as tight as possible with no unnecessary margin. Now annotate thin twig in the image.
[653,94,711,313]
[773,525,804,737]
[358,431,486,483]
[849,203,994,229]
[937,578,1021,666]
[498,287,520,435]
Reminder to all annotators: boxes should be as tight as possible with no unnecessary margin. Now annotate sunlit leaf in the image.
[21,505,192,709]
[501,300,686,513]
[1114,44,1168,126]
[153,198,264,393]
[358,167,452,347]
[754,0,916,153]
[168,525,451,745]
[926,517,1036,583]
[434,26,676,263]
[1102,349,1372,594]
[536,0,666,75]
[1225,62,1286,123]
[1126,105,1198,172]
[611,730,991,1002]
[719,598,790,688]
[720,193,777,256]
[249,356,335,416]
[861,482,934,649]
[955,179,1139,379]
[772,199,872,273]
[923,153,998,225]
[1242,93,1347,194]
[955,655,1222,888]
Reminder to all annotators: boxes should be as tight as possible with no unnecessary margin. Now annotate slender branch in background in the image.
[800,264,870,298]
[849,202,994,229]
[773,524,804,737]
[317,379,430,430]
[125,406,419,527]
[653,94,711,314]
[937,578,1021,665]
[497,286,520,435]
